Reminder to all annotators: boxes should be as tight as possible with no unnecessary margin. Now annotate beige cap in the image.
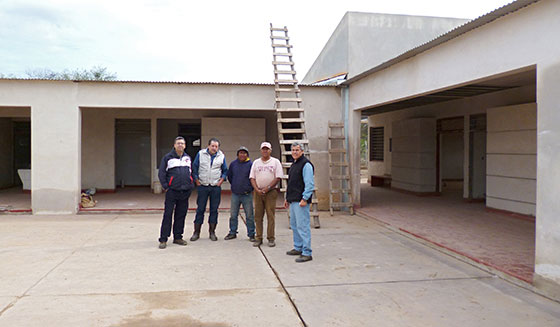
[260,142,272,149]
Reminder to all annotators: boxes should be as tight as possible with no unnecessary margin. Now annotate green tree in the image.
[25,66,117,81]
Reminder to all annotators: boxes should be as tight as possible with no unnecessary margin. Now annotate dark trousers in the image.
[195,185,221,224]
[159,189,192,242]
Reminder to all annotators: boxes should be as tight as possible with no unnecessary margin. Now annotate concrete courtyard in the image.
[1,211,559,326]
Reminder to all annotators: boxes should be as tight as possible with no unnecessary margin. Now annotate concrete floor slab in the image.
[0,289,301,327]
[287,278,560,327]
[262,216,490,287]
[0,297,16,313]
[28,216,279,296]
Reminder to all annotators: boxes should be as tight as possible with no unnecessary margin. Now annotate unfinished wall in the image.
[486,103,536,215]
[0,118,13,188]
[391,118,436,193]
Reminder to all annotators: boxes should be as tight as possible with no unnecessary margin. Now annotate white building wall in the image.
[486,103,536,215]
[0,118,13,188]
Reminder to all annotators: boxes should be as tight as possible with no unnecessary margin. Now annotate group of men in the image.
[157,136,315,263]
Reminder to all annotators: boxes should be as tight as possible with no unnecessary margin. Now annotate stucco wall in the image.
[82,110,115,190]
[486,103,536,216]
[391,117,436,193]
[0,118,13,188]
[201,117,265,191]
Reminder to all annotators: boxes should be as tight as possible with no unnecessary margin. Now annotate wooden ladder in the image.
[270,24,320,228]
[328,122,354,215]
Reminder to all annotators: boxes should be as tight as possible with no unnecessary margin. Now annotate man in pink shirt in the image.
[249,142,284,247]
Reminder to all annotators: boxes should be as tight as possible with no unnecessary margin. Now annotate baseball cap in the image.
[237,146,249,155]
[260,142,272,149]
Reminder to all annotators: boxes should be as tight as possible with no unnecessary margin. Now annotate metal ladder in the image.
[328,122,354,215]
[270,24,320,228]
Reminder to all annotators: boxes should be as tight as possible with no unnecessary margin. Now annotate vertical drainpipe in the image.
[341,85,350,206]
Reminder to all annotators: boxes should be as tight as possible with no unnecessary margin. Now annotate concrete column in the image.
[151,117,157,190]
[31,85,81,214]
[346,87,361,207]
[463,114,470,199]
[535,61,560,299]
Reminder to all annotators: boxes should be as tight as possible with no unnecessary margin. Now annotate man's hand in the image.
[299,199,307,207]
[217,178,224,187]
[284,200,288,209]
[195,180,201,186]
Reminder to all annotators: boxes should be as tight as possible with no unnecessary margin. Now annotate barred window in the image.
[369,127,384,161]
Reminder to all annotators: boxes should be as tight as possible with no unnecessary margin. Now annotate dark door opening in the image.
[115,119,151,187]
[178,123,201,160]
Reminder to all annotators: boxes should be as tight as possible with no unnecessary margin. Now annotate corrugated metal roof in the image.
[0,77,334,87]
[343,0,541,85]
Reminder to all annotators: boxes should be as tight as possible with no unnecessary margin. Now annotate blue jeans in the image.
[195,185,221,224]
[289,202,312,256]
[229,193,255,237]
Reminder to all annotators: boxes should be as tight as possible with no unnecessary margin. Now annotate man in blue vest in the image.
[157,136,195,249]
[284,141,315,262]
[191,137,228,241]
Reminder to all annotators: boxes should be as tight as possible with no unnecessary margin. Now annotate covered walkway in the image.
[357,184,535,283]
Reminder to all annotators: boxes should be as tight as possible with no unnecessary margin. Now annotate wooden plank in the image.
[273,52,293,56]
[329,135,346,139]
[271,44,293,48]
[279,128,305,134]
[329,123,345,128]
[278,118,305,123]
[329,149,346,153]
[275,88,300,92]
[275,70,297,74]
[274,79,298,84]
[270,36,290,40]
[276,98,302,102]
[272,61,295,65]
[276,108,304,112]
[279,139,308,144]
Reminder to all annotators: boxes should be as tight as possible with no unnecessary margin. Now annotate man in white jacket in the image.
[191,138,228,241]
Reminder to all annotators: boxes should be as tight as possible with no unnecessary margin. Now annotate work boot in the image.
[173,239,188,246]
[224,233,237,240]
[159,242,167,249]
[286,249,302,256]
[209,223,218,241]
[295,255,313,263]
[190,223,202,241]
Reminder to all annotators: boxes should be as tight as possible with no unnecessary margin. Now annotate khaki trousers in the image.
[254,189,278,241]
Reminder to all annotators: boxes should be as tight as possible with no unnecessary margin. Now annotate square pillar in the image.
[31,84,81,214]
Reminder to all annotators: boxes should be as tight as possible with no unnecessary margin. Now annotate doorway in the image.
[115,119,151,187]
[178,123,201,160]
[469,114,487,200]
[437,117,464,195]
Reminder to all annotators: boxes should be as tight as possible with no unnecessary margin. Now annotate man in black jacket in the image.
[157,136,195,249]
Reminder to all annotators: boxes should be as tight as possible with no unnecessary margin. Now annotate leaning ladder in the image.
[269,24,320,228]
[328,122,354,215]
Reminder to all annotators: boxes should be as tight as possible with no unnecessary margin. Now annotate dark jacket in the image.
[158,149,194,191]
[227,158,253,194]
[286,156,314,203]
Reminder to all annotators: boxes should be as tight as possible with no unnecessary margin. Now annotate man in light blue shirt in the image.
[284,142,315,263]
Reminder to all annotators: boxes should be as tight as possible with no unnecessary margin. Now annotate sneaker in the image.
[268,240,276,247]
[224,234,237,240]
[173,239,187,246]
[286,249,302,256]
[158,242,167,249]
[249,236,256,242]
[253,240,263,247]
[295,255,313,263]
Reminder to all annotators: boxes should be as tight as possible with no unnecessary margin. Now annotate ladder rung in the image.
[275,79,298,84]
[273,61,295,65]
[275,70,297,74]
[329,136,345,139]
[330,175,350,179]
[273,52,293,56]
[281,151,309,156]
[276,98,302,102]
[329,162,348,167]
[330,189,351,193]
[278,118,305,123]
[279,129,305,134]
[275,88,300,92]
[329,149,346,153]
[311,199,319,204]
[270,27,287,32]
[279,139,308,144]
[282,163,292,169]
[276,108,304,112]
[329,123,345,128]
[271,36,290,40]
[331,202,353,207]
[272,44,293,48]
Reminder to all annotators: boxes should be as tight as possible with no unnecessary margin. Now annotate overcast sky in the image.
[0,0,514,83]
